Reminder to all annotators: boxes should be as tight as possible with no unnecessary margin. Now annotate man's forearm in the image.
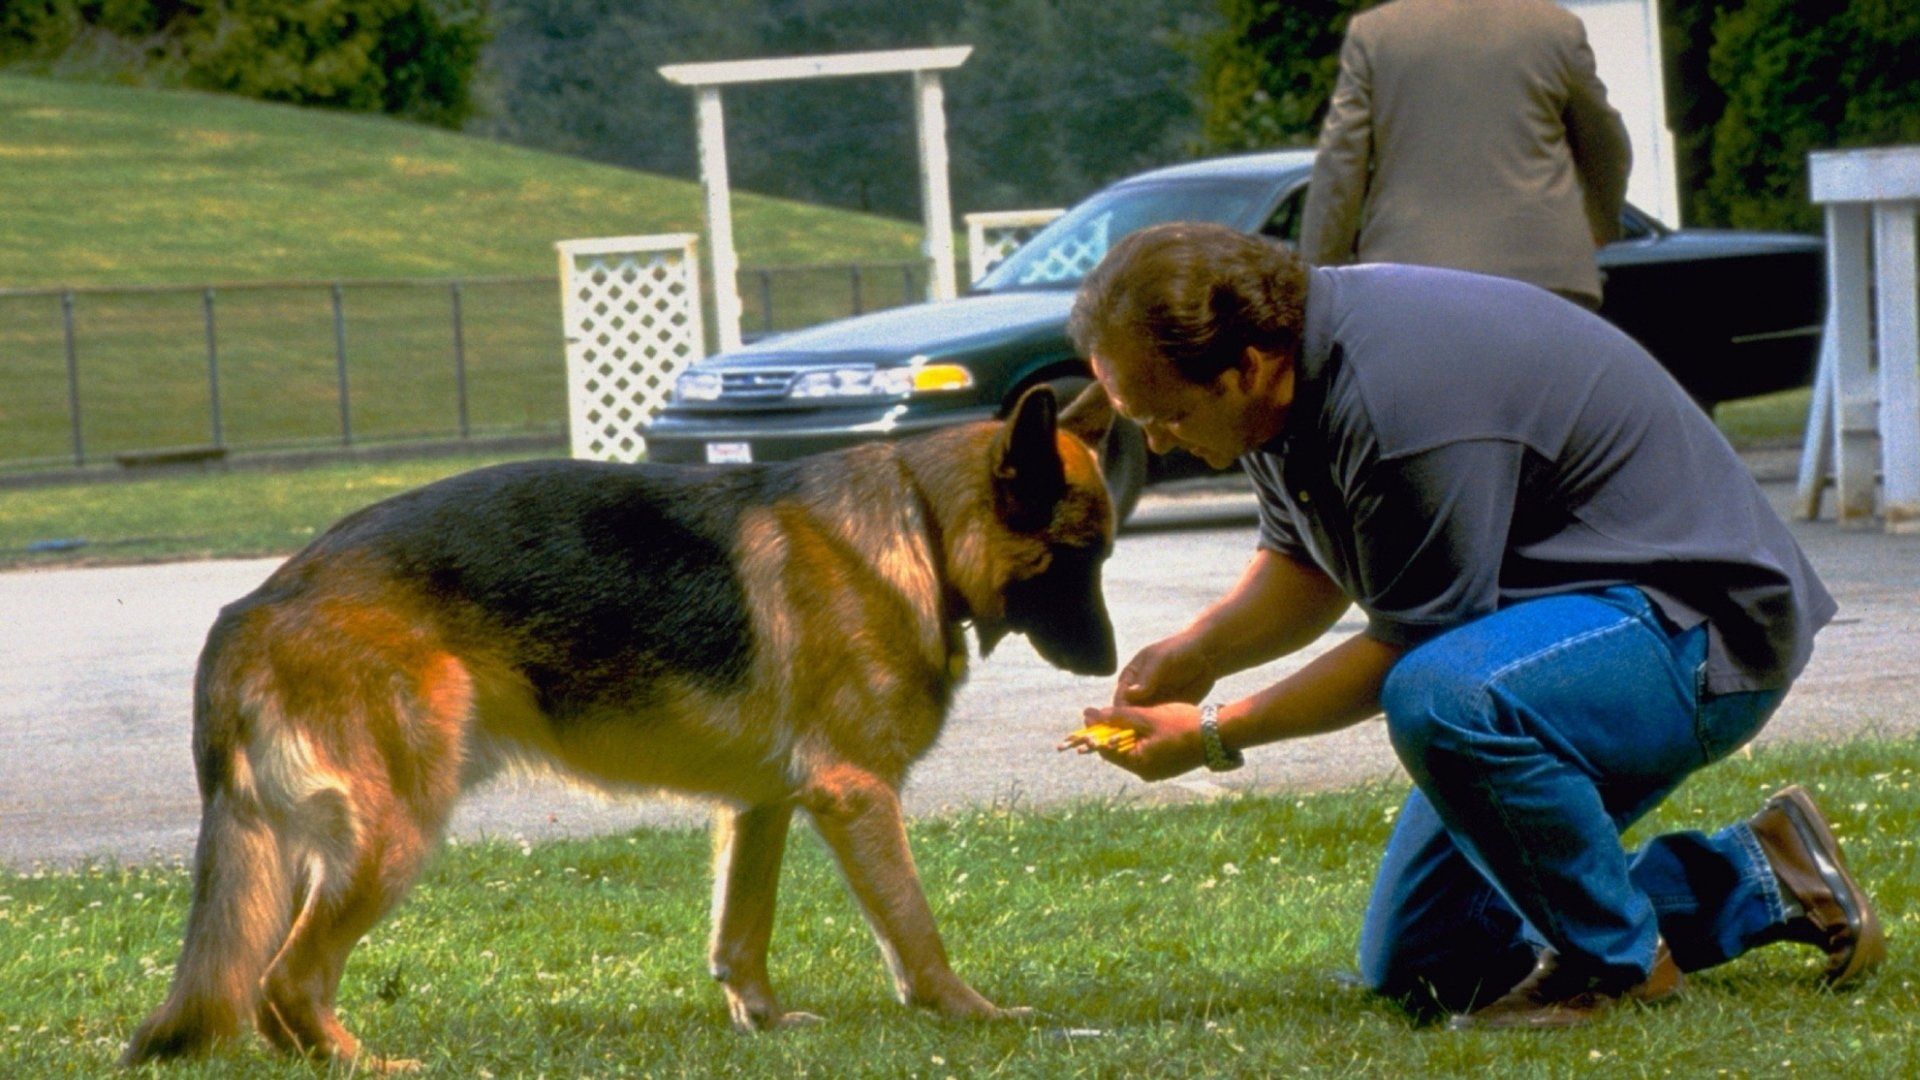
[1180,549,1348,677]
[1215,631,1402,749]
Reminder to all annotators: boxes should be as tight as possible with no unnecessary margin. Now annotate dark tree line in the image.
[2,1,487,127]
[467,0,1214,221]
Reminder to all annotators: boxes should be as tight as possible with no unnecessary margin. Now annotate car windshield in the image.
[974,177,1279,293]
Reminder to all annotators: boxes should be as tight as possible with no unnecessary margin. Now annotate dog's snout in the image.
[1031,610,1116,677]
[1070,633,1118,677]
[1069,650,1118,678]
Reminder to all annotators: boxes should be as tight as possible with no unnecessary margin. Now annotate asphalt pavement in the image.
[4,457,1917,870]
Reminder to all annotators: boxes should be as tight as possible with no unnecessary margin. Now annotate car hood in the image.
[706,288,1077,367]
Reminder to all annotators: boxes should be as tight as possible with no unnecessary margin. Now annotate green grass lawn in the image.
[3,736,1914,1076]
[0,450,552,568]
[1714,387,1812,448]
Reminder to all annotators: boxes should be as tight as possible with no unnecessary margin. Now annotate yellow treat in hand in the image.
[1069,722,1137,752]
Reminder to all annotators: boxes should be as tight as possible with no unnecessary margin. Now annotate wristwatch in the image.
[1198,703,1244,772]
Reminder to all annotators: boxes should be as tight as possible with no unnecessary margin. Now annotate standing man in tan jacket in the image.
[1298,0,1633,308]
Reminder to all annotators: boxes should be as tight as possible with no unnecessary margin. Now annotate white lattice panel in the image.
[1016,210,1110,286]
[964,208,1063,282]
[557,234,704,462]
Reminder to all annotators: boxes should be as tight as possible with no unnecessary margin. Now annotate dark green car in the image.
[644,150,1824,521]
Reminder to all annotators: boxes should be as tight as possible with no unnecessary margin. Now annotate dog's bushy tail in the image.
[122,624,346,1068]
[121,788,293,1066]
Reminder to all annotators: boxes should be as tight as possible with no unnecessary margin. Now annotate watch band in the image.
[1199,703,1244,772]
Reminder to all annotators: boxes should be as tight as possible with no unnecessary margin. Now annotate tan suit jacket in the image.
[1298,0,1632,305]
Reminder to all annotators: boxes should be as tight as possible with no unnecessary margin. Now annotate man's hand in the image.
[1057,703,1205,782]
[1113,633,1216,707]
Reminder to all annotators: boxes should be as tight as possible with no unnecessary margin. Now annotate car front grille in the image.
[718,370,794,400]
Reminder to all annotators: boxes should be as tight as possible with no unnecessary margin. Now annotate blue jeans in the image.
[1360,586,1790,1013]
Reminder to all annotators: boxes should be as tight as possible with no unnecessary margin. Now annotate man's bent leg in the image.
[1357,788,1534,1015]
[1379,587,1719,989]
[1621,685,1786,972]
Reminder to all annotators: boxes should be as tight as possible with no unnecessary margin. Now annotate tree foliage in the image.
[470,0,1214,220]
[1,1,82,60]
[1657,0,1728,228]
[1193,0,1366,152]
[0,0,487,128]
[1699,0,1920,231]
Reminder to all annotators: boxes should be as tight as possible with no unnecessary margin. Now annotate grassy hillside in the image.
[0,74,920,287]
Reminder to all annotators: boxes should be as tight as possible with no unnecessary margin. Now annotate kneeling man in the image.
[1063,223,1881,1028]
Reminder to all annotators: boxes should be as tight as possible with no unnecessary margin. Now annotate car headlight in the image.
[788,360,974,400]
[676,370,723,402]
[791,367,878,398]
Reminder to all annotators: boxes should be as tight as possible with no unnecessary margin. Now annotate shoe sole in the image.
[1444,982,1684,1031]
[1771,784,1887,985]
[1445,946,1684,1031]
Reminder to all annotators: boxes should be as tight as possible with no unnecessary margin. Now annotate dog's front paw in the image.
[727,991,824,1033]
[958,1001,1040,1024]
[729,1008,823,1032]
[917,983,1038,1023]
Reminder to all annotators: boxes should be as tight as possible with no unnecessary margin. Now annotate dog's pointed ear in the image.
[992,385,1066,530]
[1059,381,1114,448]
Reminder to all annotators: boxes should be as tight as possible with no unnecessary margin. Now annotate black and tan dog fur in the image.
[121,384,1118,1068]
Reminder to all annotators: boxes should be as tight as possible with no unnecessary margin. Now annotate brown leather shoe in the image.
[1749,784,1886,985]
[1443,933,1674,1022]
[1446,940,1682,1031]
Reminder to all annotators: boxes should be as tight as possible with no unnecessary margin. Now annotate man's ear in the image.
[991,385,1066,530]
[1059,381,1114,448]
[1220,346,1263,396]
[1238,344,1291,395]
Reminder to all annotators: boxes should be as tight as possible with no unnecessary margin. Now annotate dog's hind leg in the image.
[253,652,472,1071]
[125,613,356,1069]
[255,811,437,1072]
[708,801,818,1031]
[799,764,1028,1021]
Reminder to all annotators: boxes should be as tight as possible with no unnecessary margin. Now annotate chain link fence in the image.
[739,261,926,336]
[0,261,927,477]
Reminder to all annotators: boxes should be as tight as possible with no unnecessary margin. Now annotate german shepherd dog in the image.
[122,385,1118,1068]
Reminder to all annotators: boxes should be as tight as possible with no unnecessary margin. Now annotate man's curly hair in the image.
[1069,222,1309,387]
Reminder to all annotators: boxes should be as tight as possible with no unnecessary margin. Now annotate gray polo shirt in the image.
[1245,264,1834,694]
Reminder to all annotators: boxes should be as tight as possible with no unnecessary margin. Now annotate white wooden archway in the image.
[659,46,973,353]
